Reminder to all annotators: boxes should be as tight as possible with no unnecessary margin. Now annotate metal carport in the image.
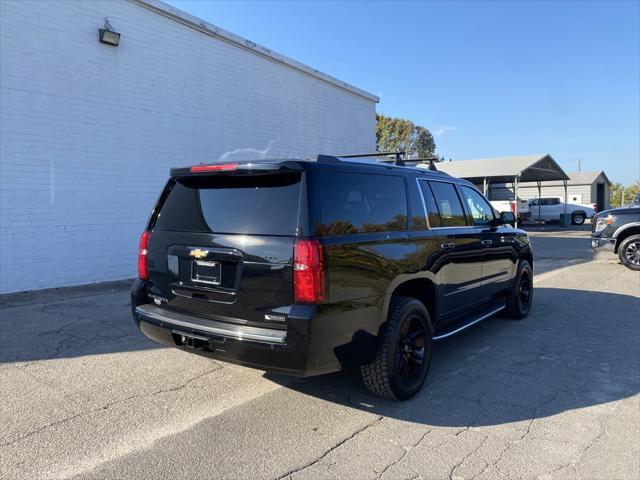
[435,154,570,227]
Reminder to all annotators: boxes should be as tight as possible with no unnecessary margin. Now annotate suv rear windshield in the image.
[154,173,302,236]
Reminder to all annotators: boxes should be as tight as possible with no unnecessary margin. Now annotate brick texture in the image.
[0,0,376,293]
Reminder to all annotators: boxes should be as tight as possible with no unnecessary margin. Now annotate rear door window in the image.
[428,181,467,227]
[418,180,443,227]
[316,172,408,235]
[154,173,302,235]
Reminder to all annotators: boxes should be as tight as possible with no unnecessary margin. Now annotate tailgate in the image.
[144,170,305,326]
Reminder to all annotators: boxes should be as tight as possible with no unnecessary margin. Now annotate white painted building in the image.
[0,0,378,293]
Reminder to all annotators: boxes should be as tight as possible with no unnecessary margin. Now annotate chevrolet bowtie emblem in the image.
[189,249,209,259]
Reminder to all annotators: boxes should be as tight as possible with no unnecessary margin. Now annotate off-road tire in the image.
[504,259,534,319]
[618,234,640,271]
[360,297,433,400]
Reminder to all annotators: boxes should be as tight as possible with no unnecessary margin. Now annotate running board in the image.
[432,304,506,341]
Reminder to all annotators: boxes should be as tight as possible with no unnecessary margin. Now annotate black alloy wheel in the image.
[361,297,433,400]
[505,259,534,319]
[518,268,533,310]
[395,314,428,388]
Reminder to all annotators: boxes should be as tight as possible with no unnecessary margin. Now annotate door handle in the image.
[481,240,493,247]
[441,242,456,251]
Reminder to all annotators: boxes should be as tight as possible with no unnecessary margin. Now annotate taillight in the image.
[190,163,238,173]
[510,202,517,213]
[293,239,326,304]
[138,230,151,280]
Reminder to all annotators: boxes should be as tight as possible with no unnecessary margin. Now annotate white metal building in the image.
[0,0,379,293]
[515,171,611,210]
[438,155,610,211]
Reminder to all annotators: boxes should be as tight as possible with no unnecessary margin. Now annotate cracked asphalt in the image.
[1,228,638,480]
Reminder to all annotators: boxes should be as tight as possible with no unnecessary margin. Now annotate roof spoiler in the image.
[170,160,304,177]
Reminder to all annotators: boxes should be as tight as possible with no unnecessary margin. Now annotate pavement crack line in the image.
[489,395,558,477]
[375,429,432,480]
[275,416,384,480]
[0,366,223,448]
[448,434,489,480]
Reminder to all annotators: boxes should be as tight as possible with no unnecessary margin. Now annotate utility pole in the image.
[576,158,582,172]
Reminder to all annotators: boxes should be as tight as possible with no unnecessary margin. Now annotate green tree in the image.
[414,126,436,158]
[376,114,438,159]
[610,181,640,208]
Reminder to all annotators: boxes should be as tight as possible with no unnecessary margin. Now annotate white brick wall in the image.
[0,0,377,293]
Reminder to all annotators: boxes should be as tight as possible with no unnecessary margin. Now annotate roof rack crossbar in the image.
[321,151,407,166]
[412,157,439,171]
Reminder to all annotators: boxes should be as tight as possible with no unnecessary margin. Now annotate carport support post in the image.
[537,180,542,223]
[563,179,568,227]
[514,175,519,228]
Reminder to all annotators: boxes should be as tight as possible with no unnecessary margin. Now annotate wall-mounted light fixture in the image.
[99,18,120,46]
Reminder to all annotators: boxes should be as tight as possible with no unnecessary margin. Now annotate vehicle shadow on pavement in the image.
[0,281,160,364]
[267,287,639,427]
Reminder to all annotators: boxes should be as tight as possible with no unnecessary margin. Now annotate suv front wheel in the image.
[504,259,534,319]
[361,297,433,400]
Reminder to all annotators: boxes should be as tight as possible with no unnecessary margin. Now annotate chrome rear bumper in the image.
[135,304,287,345]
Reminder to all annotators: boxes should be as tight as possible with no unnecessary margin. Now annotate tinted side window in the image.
[460,186,495,226]
[418,180,443,227]
[428,181,467,227]
[316,172,408,235]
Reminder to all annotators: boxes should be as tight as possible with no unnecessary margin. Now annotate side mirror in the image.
[500,211,516,226]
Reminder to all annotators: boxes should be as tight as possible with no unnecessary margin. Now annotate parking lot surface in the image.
[1,228,638,480]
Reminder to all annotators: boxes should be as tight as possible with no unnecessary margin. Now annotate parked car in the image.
[591,203,640,270]
[528,197,596,225]
[131,155,534,400]
[490,199,531,223]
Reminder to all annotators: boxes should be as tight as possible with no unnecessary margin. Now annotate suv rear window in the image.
[154,173,302,235]
[315,172,407,236]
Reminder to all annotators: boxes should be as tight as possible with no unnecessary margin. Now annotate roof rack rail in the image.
[318,151,407,166]
[412,157,439,172]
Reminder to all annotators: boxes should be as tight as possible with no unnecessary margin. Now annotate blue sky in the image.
[166,0,639,184]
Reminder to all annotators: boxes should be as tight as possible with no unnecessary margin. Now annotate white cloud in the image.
[432,126,457,136]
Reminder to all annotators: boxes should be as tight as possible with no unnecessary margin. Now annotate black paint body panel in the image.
[131,159,533,376]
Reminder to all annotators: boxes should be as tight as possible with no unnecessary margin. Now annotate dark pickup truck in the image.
[591,193,640,270]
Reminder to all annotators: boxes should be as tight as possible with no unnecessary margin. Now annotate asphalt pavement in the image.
[1,228,638,480]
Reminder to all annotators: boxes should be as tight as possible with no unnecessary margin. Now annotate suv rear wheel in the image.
[618,234,640,271]
[361,297,432,400]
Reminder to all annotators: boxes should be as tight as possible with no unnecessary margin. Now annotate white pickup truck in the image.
[489,199,531,223]
[528,197,596,225]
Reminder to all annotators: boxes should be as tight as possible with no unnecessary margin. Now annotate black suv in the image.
[131,155,534,400]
